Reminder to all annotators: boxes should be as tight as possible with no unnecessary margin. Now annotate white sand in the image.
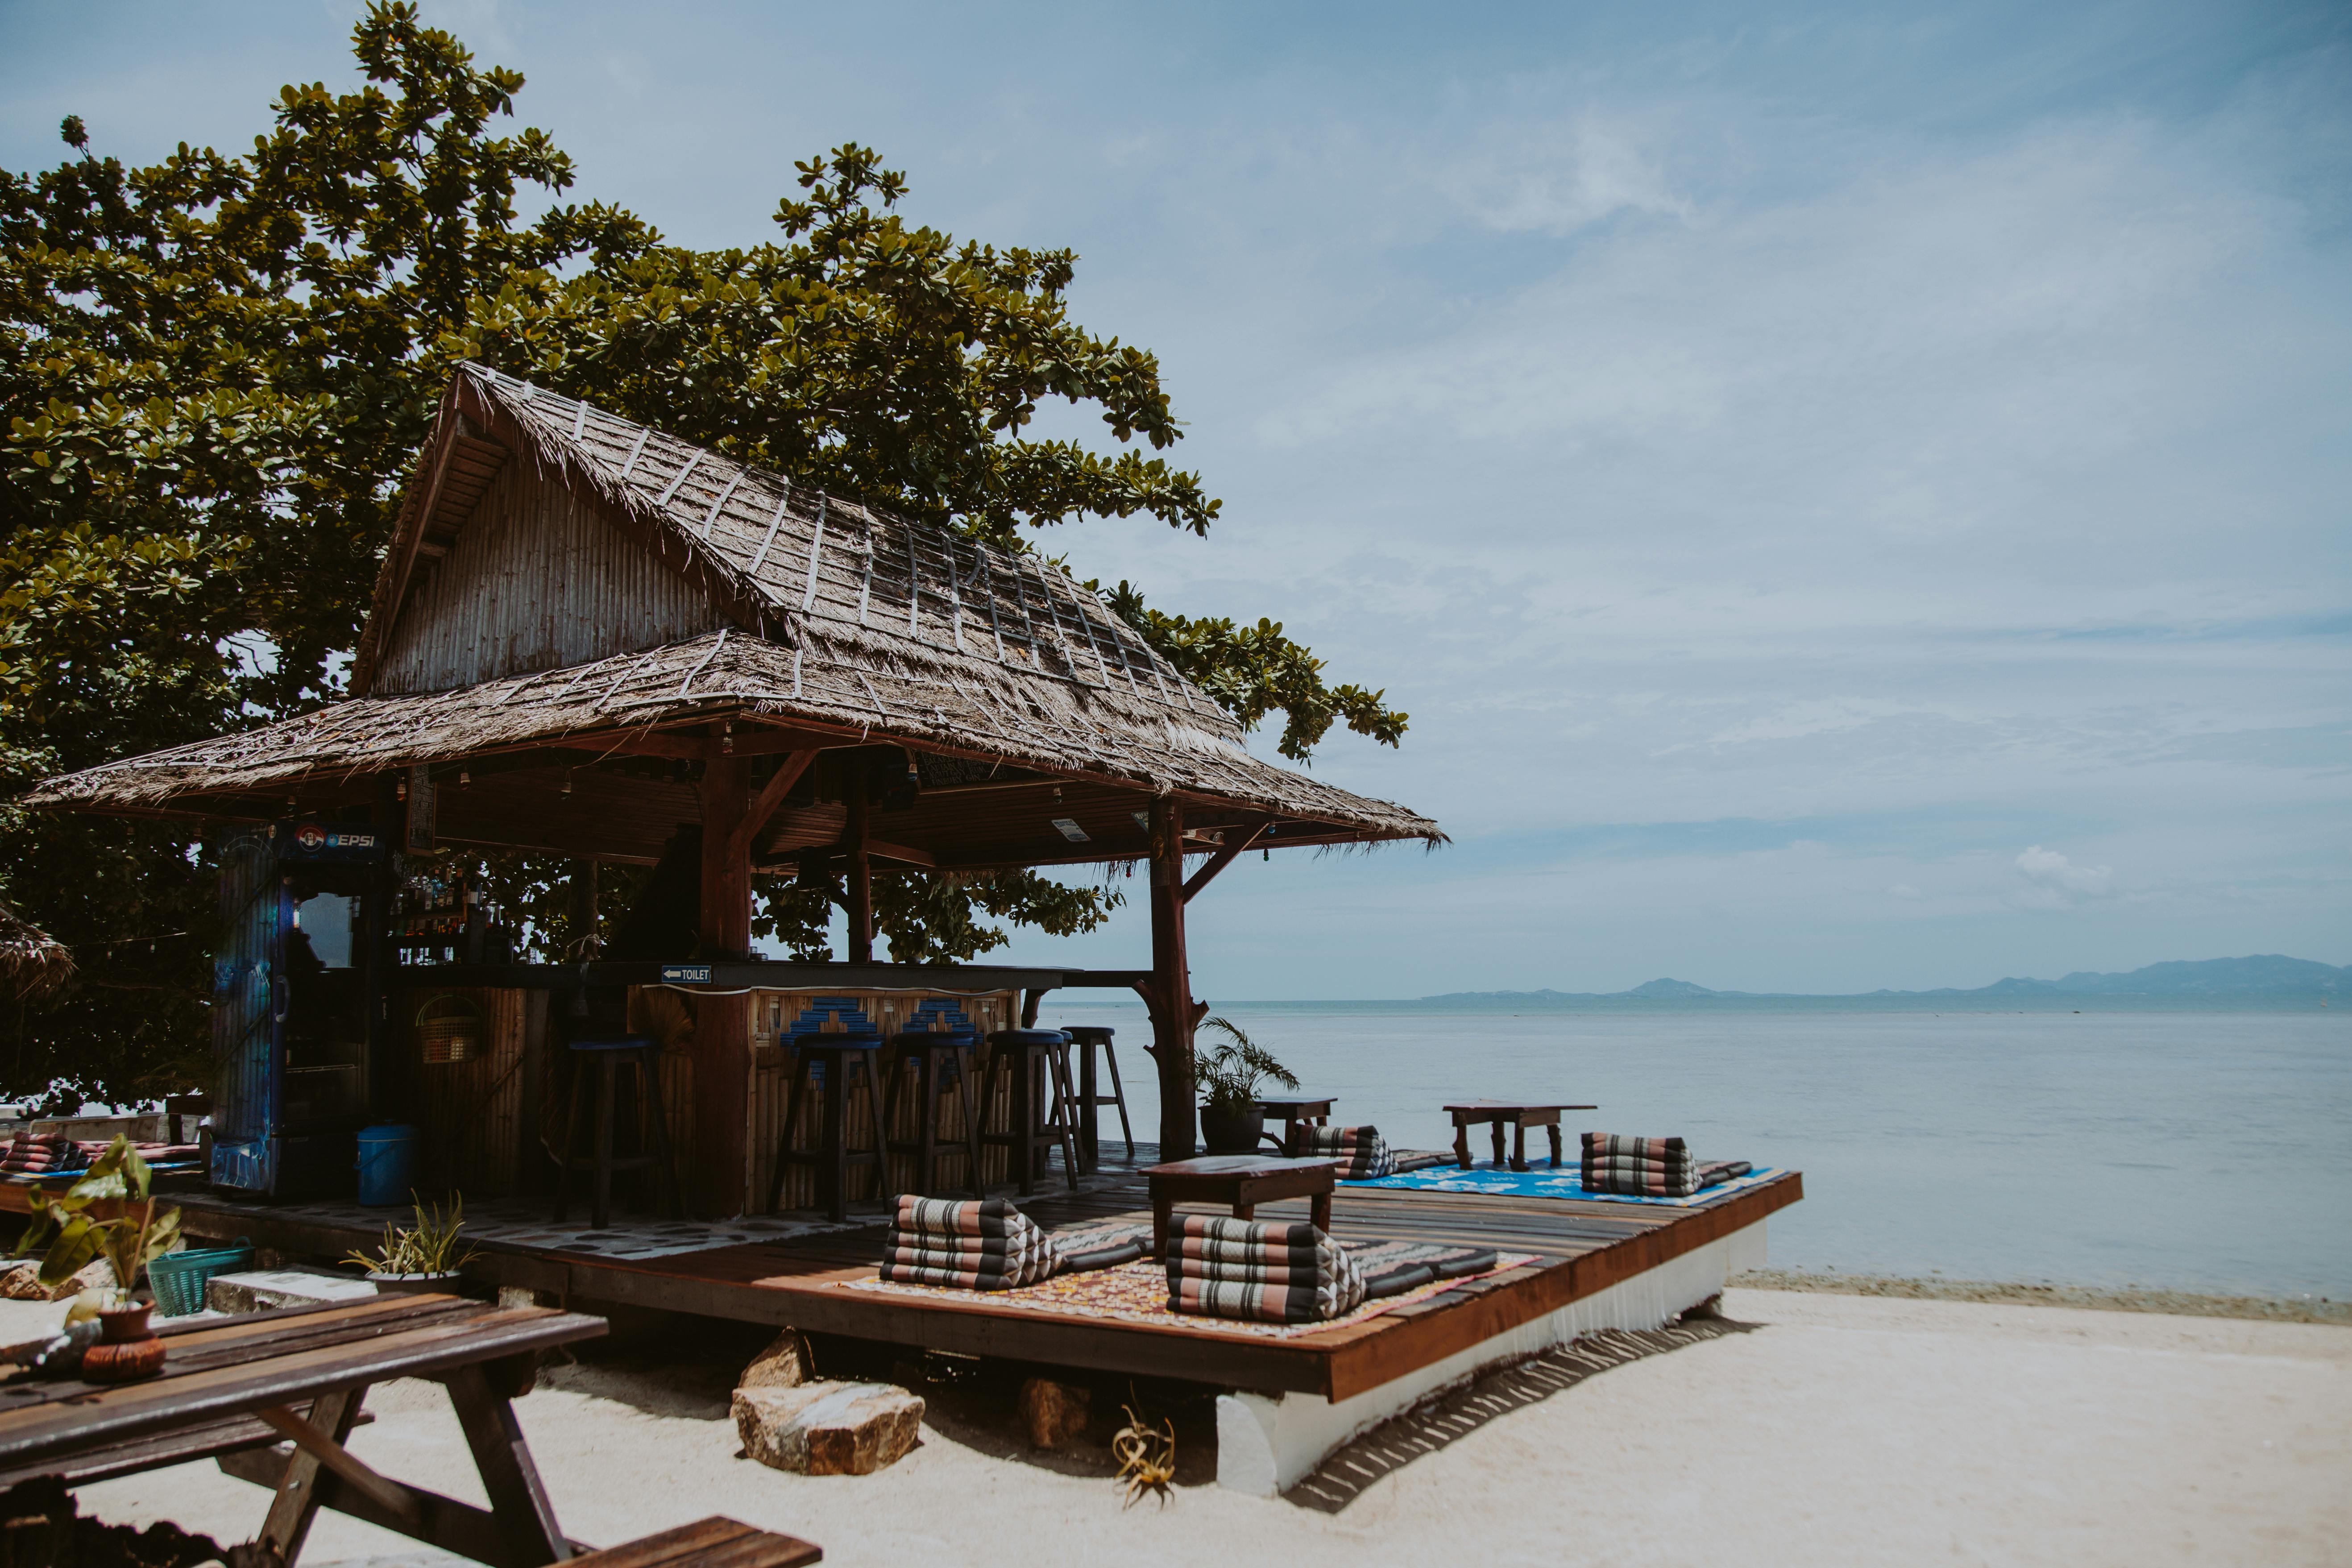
[9,1289,2345,1567]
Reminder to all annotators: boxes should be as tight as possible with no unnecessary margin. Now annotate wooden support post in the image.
[257,1385,368,1566]
[570,857,599,958]
[846,766,874,964]
[697,755,753,1218]
[1145,797,1198,1158]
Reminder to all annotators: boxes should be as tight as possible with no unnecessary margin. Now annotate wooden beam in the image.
[257,1386,368,1565]
[697,755,754,1217]
[1145,797,1197,1158]
[863,835,935,869]
[728,749,818,865]
[255,1404,423,1531]
[846,772,874,964]
[1181,822,1270,904]
[220,1447,591,1564]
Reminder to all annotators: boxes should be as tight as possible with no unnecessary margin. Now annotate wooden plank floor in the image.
[5,1153,1801,1402]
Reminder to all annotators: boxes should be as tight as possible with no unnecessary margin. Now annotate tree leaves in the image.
[0,3,1409,1100]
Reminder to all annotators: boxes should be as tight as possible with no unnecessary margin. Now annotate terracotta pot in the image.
[371,1271,466,1297]
[81,1302,164,1383]
[1198,1104,1265,1155]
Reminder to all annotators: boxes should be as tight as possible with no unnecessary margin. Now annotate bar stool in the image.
[883,1029,983,1198]
[772,1033,893,1222]
[979,1029,1081,1196]
[1057,1025,1135,1170]
[553,1035,683,1230]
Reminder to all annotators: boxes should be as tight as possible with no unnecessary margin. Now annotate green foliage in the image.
[1099,581,1407,762]
[0,4,1408,1099]
[342,1193,476,1275]
[13,1135,183,1297]
[1192,1015,1298,1111]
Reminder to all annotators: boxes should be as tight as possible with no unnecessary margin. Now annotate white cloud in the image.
[2014,845,2116,908]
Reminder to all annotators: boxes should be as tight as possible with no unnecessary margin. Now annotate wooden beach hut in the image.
[16,366,1803,1495]
[25,362,1442,1214]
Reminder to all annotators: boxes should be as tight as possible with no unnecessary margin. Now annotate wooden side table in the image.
[1442,1100,1598,1172]
[1142,1155,1338,1257]
[1253,1093,1336,1154]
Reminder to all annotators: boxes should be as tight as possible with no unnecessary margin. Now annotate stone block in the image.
[734,1381,923,1476]
[206,1267,378,1315]
[740,1328,813,1390]
[1018,1376,1091,1449]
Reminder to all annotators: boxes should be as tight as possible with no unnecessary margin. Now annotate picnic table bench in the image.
[0,1291,605,1567]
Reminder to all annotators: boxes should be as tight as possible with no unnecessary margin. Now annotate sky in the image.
[4,1,2348,997]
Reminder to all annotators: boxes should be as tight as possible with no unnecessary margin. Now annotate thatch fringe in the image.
[0,904,73,1002]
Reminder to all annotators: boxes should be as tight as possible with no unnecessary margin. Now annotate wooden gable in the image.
[368,436,726,697]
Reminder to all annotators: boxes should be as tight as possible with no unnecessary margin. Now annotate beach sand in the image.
[8,1287,2344,1567]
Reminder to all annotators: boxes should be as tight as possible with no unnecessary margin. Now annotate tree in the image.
[0,3,1406,1108]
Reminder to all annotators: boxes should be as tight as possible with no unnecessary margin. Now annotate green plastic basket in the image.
[147,1238,252,1317]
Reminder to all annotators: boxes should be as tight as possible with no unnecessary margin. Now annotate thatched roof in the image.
[26,365,1440,856]
[0,904,72,1002]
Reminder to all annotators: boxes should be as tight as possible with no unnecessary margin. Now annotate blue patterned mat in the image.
[1344,1159,1784,1207]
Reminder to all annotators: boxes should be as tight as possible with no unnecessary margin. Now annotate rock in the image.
[1018,1376,1091,1449]
[739,1328,813,1390]
[1,1261,113,1303]
[733,1381,923,1476]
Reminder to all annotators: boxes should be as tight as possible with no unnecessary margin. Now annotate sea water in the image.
[1033,996,2352,1299]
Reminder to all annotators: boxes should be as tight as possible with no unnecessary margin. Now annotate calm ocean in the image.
[1033,996,2352,1300]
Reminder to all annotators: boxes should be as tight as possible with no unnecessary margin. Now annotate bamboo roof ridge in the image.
[29,366,1441,850]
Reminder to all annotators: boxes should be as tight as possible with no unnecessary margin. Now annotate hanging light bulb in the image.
[561,768,574,796]
[396,776,409,801]
[458,769,471,788]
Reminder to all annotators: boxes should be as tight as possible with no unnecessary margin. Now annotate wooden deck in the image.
[6,1155,1800,1404]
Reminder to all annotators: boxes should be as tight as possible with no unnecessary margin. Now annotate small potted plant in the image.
[344,1194,477,1294]
[1193,1016,1298,1154]
[12,1135,183,1382]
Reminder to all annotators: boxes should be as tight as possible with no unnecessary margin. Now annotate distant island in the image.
[1423,955,2348,1004]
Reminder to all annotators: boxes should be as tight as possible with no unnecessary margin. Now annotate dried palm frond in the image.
[1111,1401,1176,1508]
[0,903,72,1003]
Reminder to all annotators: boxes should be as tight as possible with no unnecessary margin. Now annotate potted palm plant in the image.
[12,1136,182,1382]
[1193,1016,1298,1154]
[344,1195,477,1294]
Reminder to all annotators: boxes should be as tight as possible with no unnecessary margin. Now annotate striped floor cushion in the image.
[1164,1214,1367,1324]
[1289,1124,1394,1179]
[0,1134,87,1176]
[879,1196,1060,1289]
[1049,1221,1151,1273]
[1581,1132,1697,1196]
[1344,1240,1502,1299]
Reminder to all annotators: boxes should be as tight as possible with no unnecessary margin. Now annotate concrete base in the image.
[206,1266,380,1314]
[1215,1217,1767,1495]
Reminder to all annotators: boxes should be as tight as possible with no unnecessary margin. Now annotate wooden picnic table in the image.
[1143,1155,1339,1257]
[1442,1100,1599,1172]
[0,1291,606,1567]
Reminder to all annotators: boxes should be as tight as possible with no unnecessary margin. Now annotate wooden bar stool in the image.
[1058,1025,1135,1169]
[772,1033,893,1222]
[883,1029,983,1198]
[980,1029,1081,1196]
[553,1035,682,1229]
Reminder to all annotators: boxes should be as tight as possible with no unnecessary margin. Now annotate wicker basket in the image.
[416,993,483,1065]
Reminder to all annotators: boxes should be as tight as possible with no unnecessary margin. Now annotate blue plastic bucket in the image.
[355,1124,419,1207]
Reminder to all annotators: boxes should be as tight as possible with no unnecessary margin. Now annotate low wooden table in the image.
[0,1292,607,1567]
[1253,1094,1336,1154]
[1442,1100,1599,1172]
[1143,1155,1339,1256]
